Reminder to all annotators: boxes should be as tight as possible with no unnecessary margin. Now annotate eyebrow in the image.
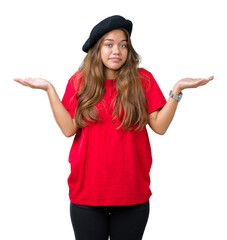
[104,39,127,42]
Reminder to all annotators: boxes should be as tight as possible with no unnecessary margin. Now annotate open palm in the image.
[13,77,51,91]
[178,76,214,91]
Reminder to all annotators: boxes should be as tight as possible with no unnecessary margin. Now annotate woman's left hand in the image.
[173,76,214,94]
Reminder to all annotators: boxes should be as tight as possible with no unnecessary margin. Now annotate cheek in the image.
[100,48,109,60]
[123,50,128,61]
[100,52,105,65]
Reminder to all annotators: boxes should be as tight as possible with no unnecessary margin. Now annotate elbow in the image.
[62,125,79,138]
[64,132,74,138]
[148,118,167,135]
[153,127,167,135]
[152,123,168,135]
[155,130,166,135]
[157,130,166,135]
[148,120,168,135]
[62,131,72,138]
[62,129,78,138]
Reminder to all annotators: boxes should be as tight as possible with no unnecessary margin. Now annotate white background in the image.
[1,0,226,239]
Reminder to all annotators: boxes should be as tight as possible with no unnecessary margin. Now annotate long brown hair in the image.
[73,28,149,131]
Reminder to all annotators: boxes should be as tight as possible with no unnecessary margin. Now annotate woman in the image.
[14,15,214,240]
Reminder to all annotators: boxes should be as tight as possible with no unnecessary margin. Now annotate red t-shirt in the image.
[61,68,166,206]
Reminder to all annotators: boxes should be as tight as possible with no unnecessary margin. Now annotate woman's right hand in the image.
[13,76,78,137]
[13,77,52,91]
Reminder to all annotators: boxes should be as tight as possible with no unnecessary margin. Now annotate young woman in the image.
[14,15,214,240]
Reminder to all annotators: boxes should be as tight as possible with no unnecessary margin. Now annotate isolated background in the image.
[1,0,226,239]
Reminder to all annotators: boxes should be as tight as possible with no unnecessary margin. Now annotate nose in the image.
[112,45,120,55]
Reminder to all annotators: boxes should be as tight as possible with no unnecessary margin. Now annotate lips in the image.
[109,58,122,62]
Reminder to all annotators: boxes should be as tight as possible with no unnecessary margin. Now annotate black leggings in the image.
[70,200,150,240]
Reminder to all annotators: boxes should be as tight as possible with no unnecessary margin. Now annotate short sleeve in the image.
[61,72,82,118]
[139,68,167,114]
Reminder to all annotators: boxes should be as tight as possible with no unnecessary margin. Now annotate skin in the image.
[149,76,214,135]
[13,29,214,136]
[100,29,128,79]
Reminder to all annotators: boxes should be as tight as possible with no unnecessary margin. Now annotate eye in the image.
[120,44,127,48]
[105,43,112,47]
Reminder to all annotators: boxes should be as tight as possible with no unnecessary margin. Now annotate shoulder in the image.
[138,67,150,76]
[138,67,154,80]
[69,70,84,83]
[68,70,84,91]
[138,68,155,88]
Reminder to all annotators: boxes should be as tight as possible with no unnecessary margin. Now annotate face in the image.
[100,29,128,79]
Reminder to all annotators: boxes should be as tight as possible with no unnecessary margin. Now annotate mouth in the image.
[109,58,122,62]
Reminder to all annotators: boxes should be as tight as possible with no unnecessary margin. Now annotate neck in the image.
[104,68,117,79]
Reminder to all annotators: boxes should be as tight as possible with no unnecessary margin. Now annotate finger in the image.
[13,78,24,82]
[24,77,34,81]
[207,76,214,80]
[202,76,214,83]
[198,78,213,87]
[14,78,31,82]
[13,78,26,84]
[193,76,214,81]
[13,78,31,87]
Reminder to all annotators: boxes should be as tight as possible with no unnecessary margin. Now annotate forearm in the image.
[150,74,214,135]
[47,84,78,137]
[154,85,181,135]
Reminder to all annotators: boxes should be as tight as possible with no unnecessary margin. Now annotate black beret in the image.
[82,15,133,53]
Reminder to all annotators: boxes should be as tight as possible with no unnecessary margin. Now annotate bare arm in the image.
[14,77,79,137]
[47,84,79,137]
[148,76,214,135]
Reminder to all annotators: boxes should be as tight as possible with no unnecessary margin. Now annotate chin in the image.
[109,64,125,71]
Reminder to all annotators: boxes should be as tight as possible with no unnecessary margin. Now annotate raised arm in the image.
[148,75,214,135]
[13,77,79,137]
